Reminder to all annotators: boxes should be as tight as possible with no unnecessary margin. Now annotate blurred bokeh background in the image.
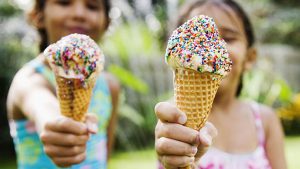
[0,0,299,168]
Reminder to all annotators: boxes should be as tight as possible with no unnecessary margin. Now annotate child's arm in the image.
[7,66,93,167]
[7,66,59,131]
[261,105,287,169]
[104,73,120,159]
[154,102,217,168]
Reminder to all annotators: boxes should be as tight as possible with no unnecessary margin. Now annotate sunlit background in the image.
[0,0,299,168]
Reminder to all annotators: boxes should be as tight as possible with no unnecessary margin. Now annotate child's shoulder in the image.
[12,57,45,86]
[100,71,120,92]
[257,103,277,121]
[8,57,48,100]
[7,57,48,115]
[256,102,280,135]
[99,72,120,104]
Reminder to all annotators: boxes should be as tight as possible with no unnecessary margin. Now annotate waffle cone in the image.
[174,68,221,130]
[174,68,221,169]
[55,75,96,122]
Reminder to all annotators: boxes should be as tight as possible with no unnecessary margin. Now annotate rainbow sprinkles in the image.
[44,33,104,82]
[165,15,232,76]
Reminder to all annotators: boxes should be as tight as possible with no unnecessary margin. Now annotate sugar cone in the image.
[174,68,222,169]
[55,75,96,122]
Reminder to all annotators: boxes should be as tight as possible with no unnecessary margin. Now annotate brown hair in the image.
[178,0,255,96]
[28,0,111,52]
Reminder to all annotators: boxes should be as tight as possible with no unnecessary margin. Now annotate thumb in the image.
[195,122,217,161]
[85,113,98,134]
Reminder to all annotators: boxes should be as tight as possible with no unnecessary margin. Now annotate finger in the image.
[155,102,187,124]
[85,113,98,134]
[199,122,218,146]
[155,122,199,145]
[156,137,197,156]
[160,155,194,168]
[40,130,89,146]
[45,117,88,135]
[44,145,86,157]
[52,152,86,168]
[195,122,218,160]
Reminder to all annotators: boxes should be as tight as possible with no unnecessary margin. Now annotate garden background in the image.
[0,0,299,168]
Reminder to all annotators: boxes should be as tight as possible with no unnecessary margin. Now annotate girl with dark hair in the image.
[155,0,287,168]
[7,0,120,168]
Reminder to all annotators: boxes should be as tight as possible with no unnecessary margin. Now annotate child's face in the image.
[41,0,108,43]
[188,3,254,96]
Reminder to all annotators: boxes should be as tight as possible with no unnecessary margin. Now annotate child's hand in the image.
[40,114,98,167]
[154,102,217,168]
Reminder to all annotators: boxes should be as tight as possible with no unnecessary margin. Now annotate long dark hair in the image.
[28,0,111,53]
[178,0,255,96]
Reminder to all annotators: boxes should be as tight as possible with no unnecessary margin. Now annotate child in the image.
[6,0,120,168]
[155,0,287,168]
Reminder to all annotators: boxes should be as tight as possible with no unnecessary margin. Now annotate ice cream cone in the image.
[55,74,96,122]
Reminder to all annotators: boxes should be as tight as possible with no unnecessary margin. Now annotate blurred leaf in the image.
[276,78,293,103]
[240,69,294,106]
[119,104,144,126]
[103,22,159,61]
[108,64,149,94]
[0,1,20,17]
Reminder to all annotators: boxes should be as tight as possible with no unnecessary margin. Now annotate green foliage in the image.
[0,1,21,17]
[108,149,156,169]
[0,39,34,79]
[263,8,300,46]
[103,22,160,63]
[276,79,294,103]
[114,91,147,150]
[272,0,300,6]
[240,69,292,106]
[103,21,166,150]
[108,64,149,94]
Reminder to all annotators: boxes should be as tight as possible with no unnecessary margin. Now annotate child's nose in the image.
[71,1,87,21]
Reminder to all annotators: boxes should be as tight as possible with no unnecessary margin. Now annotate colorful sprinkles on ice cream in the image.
[44,33,104,81]
[165,15,232,76]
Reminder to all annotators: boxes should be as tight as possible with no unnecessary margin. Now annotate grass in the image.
[285,136,300,169]
[108,149,156,169]
[2,137,299,169]
[2,158,16,169]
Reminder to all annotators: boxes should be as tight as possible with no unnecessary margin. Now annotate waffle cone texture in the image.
[55,75,96,122]
[174,68,221,130]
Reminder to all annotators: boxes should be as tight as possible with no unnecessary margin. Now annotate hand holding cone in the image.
[165,15,232,168]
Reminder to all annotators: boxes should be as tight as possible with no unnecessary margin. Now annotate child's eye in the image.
[56,0,71,6]
[87,1,101,11]
[223,37,236,43]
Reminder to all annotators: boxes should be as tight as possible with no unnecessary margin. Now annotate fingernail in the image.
[178,115,187,124]
[200,128,212,146]
[192,146,198,155]
[202,134,212,146]
[89,123,98,133]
